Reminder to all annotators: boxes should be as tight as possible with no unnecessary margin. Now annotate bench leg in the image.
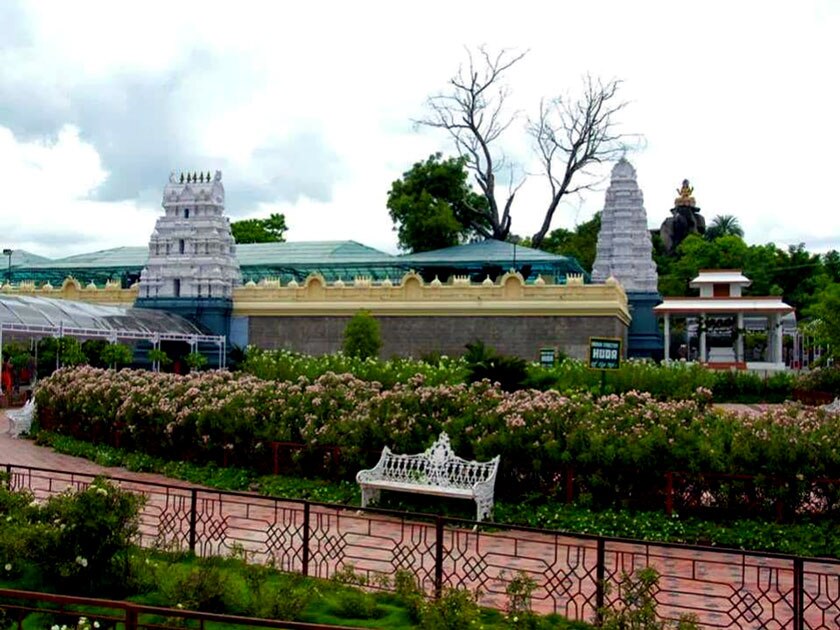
[475,496,493,523]
[361,487,381,509]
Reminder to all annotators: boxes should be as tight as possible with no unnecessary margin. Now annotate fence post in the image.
[434,516,444,599]
[595,537,606,626]
[302,501,311,577]
[565,465,575,504]
[188,488,198,554]
[793,556,804,630]
[4,463,10,488]
[125,605,138,630]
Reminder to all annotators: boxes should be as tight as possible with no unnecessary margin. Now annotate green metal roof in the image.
[235,241,397,266]
[6,250,52,267]
[31,247,149,268]
[399,239,587,283]
[400,239,580,267]
[6,239,586,286]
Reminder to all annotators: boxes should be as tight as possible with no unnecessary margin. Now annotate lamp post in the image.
[2,249,11,286]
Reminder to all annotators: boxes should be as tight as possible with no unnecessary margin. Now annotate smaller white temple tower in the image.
[139,170,241,299]
[136,171,241,339]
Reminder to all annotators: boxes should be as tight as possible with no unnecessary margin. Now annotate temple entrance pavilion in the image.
[654,270,794,370]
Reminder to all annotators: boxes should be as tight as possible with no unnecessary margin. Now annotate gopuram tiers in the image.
[591,159,658,292]
[139,170,241,300]
[591,158,663,358]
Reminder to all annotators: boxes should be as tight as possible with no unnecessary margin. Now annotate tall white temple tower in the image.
[591,159,663,358]
[136,170,241,338]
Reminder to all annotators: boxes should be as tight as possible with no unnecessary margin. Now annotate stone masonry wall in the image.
[249,315,627,360]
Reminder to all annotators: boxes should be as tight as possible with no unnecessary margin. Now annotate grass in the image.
[0,551,590,629]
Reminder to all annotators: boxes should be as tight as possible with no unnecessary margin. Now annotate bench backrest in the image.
[379,433,498,489]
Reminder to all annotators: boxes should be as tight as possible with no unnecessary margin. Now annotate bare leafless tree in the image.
[419,47,628,248]
[528,75,628,247]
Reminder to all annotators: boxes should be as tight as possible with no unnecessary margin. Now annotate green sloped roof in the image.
[31,246,149,268]
[235,241,397,266]
[7,250,52,267]
[23,241,396,269]
[400,239,583,268]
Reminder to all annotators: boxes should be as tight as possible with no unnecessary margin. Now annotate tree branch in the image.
[527,75,629,248]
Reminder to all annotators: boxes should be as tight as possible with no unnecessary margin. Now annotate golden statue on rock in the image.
[675,179,696,207]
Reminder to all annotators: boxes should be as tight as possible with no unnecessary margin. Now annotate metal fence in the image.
[0,587,354,629]
[4,463,840,629]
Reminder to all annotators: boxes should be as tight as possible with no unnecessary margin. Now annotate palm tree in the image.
[705,214,744,241]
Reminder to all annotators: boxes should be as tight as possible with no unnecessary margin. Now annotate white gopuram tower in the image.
[139,170,241,300]
[591,159,658,292]
[591,158,662,358]
[136,170,241,338]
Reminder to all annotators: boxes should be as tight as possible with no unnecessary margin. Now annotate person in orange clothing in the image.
[1,359,12,397]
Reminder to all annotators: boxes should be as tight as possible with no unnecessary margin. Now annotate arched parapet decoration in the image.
[499,270,525,299]
[399,271,424,299]
[304,273,326,299]
[61,276,82,296]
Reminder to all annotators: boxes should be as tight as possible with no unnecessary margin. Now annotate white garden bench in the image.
[356,432,500,522]
[7,399,35,438]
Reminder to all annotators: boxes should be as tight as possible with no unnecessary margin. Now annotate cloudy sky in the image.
[1,0,838,259]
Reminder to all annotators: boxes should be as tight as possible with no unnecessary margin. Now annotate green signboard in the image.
[539,347,556,367]
[589,337,622,370]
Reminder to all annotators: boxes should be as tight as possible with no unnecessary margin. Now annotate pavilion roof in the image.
[654,296,794,314]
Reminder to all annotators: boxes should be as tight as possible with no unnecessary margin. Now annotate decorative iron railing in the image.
[4,462,840,628]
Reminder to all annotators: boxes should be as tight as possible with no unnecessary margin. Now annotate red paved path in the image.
[2,410,839,629]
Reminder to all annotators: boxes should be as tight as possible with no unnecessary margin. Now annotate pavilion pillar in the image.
[699,313,707,363]
[736,313,744,363]
[663,314,670,362]
[773,313,784,365]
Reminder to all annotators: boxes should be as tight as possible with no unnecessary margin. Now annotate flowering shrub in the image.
[530,358,794,402]
[34,367,840,511]
[0,478,143,596]
[243,348,797,403]
[796,366,840,395]
[241,347,468,388]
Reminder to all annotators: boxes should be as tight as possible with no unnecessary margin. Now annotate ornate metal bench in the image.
[7,400,35,438]
[356,432,500,522]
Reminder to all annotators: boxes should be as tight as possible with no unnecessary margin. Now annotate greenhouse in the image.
[0,294,226,370]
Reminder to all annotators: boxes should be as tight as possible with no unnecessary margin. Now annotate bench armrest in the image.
[356,446,392,483]
[473,455,501,492]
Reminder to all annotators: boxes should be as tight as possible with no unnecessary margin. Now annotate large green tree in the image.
[536,213,601,273]
[804,282,840,359]
[387,153,489,253]
[230,213,288,244]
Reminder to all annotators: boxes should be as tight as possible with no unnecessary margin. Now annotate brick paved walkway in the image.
[2,409,839,628]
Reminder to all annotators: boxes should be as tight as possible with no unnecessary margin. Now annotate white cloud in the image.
[0,125,156,256]
[0,0,838,259]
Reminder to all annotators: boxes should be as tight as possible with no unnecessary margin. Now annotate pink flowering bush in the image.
[34,367,840,512]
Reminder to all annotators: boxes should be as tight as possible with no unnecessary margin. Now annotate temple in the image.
[0,171,631,362]
[591,158,662,358]
[135,170,242,337]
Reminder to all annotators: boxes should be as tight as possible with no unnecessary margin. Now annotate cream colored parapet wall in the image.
[0,273,631,325]
[0,278,138,306]
[233,272,631,324]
